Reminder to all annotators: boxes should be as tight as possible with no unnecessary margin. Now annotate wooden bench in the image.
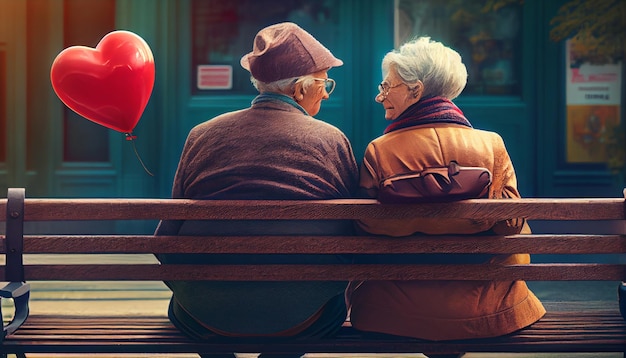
[1,187,625,357]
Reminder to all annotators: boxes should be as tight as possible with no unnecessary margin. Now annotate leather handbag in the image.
[377,161,492,203]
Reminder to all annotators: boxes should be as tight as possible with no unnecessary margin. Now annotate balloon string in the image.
[125,133,154,176]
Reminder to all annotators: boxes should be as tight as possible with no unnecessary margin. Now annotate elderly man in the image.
[155,22,358,358]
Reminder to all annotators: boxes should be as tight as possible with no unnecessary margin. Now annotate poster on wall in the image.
[566,39,622,163]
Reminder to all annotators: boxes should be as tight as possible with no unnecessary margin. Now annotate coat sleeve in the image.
[358,143,380,198]
[489,134,526,235]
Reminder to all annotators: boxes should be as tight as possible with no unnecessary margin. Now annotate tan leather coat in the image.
[348,123,546,341]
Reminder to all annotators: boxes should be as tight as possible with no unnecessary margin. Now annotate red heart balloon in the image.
[50,30,155,133]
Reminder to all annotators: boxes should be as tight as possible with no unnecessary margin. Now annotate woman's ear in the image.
[412,80,424,99]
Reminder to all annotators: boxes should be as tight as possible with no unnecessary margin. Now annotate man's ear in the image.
[293,82,305,101]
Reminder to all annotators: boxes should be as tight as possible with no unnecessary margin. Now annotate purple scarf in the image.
[384,96,472,134]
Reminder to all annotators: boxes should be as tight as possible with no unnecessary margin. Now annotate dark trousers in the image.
[168,293,347,358]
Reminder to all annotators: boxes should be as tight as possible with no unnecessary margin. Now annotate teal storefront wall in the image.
[1,0,623,206]
[75,0,626,199]
[146,0,541,197]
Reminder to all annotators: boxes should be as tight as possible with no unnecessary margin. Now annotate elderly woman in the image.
[156,22,358,358]
[347,37,545,348]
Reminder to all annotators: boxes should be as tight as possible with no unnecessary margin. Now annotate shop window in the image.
[396,0,522,96]
[62,0,115,162]
[191,0,340,95]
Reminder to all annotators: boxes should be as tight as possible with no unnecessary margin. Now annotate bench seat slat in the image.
[0,263,623,281]
[1,234,624,254]
[2,310,624,354]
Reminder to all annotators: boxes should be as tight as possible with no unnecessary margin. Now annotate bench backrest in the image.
[1,188,625,282]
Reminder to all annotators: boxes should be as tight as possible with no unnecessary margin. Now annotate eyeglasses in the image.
[312,78,336,95]
[378,82,406,99]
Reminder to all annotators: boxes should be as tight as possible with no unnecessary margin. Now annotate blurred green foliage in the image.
[550,0,625,64]
[484,0,625,63]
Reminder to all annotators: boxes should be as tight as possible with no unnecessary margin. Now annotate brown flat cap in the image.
[240,22,343,83]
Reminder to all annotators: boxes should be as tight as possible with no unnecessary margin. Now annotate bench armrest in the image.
[0,282,31,338]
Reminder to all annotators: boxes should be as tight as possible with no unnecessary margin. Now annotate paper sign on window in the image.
[565,39,622,163]
[197,65,232,90]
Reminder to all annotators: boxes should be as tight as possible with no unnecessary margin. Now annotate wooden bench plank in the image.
[2,310,624,354]
[0,263,622,281]
[1,234,623,254]
[0,198,624,221]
